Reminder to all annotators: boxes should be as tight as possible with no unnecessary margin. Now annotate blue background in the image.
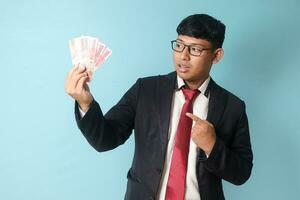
[1,0,299,199]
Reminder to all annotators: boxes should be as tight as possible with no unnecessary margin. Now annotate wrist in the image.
[79,104,90,112]
[78,98,93,112]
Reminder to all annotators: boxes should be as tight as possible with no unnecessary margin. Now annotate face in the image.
[173,35,223,86]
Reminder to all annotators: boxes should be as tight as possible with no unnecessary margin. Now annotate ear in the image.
[212,48,224,64]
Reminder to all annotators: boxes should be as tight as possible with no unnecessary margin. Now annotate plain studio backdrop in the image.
[0,0,299,199]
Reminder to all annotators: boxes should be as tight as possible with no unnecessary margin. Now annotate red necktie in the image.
[165,87,200,200]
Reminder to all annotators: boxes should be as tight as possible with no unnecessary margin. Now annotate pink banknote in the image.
[69,35,112,73]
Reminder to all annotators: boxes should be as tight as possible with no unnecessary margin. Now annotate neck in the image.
[185,76,209,90]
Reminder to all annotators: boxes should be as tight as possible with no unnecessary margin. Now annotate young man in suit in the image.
[65,14,253,200]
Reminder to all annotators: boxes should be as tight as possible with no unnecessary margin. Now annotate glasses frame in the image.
[171,40,211,56]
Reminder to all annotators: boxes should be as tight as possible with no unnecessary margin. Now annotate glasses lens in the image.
[172,41,183,52]
[189,46,203,56]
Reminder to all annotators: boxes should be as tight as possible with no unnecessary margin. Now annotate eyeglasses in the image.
[171,40,211,56]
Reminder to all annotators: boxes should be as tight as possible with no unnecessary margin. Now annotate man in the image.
[65,14,253,200]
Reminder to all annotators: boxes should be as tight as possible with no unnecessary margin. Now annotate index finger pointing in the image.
[186,112,204,123]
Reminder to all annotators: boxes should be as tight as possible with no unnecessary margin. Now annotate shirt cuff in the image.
[78,106,87,118]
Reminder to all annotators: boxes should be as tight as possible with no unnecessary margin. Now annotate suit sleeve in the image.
[199,102,253,185]
[74,79,140,152]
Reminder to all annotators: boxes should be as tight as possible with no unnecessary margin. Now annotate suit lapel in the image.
[206,79,227,128]
[157,72,177,159]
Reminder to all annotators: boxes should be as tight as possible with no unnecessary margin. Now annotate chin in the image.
[176,72,192,82]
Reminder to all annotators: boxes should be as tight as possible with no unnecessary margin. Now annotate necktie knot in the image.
[182,87,200,102]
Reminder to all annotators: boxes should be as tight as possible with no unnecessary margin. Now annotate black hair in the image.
[176,14,226,49]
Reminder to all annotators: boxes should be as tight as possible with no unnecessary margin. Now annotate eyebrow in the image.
[176,38,207,47]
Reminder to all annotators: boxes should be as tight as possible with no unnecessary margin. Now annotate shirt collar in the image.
[176,75,211,97]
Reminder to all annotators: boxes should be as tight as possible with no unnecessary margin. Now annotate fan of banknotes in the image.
[69,35,112,73]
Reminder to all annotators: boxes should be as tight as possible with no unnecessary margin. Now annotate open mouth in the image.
[178,64,190,73]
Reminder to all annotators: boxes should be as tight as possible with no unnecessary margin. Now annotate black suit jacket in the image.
[75,72,253,200]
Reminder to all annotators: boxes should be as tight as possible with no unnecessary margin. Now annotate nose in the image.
[180,46,190,61]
